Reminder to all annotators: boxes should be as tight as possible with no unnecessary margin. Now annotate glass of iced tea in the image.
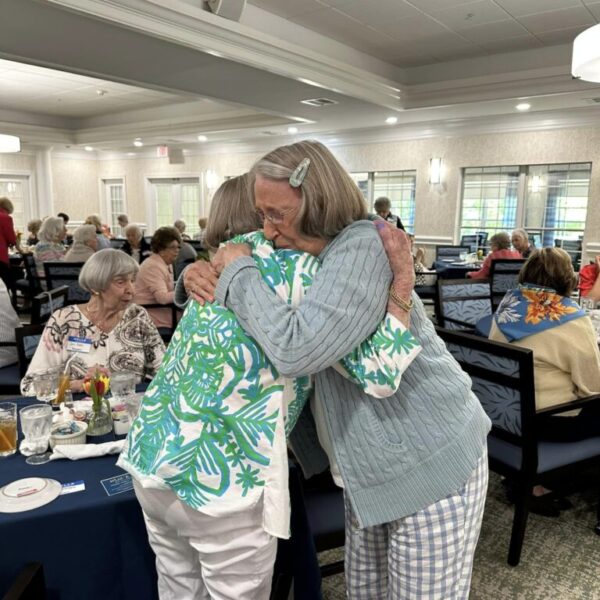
[0,402,17,457]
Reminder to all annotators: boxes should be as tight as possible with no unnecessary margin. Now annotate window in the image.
[460,163,591,267]
[103,179,126,236]
[350,170,417,232]
[0,176,30,233]
[149,177,202,236]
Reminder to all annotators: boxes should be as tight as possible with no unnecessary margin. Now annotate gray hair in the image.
[511,228,528,242]
[374,197,391,212]
[72,224,97,245]
[0,197,14,213]
[124,223,142,239]
[27,219,42,234]
[174,219,186,233]
[79,248,138,293]
[38,216,65,243]
[251,140,367,240]
[489,231,511,250]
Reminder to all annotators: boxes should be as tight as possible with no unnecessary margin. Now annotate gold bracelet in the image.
[389,286,414,312]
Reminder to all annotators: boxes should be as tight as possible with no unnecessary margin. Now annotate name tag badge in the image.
[66,336,93,354]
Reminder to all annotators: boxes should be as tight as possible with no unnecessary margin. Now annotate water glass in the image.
[33,368,61,404]
[0,402,17,457]
[580,297,596,313]
[111,372,136,402]
[20,404,53,465]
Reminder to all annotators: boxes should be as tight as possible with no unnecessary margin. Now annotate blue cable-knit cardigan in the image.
[179,220,491,528]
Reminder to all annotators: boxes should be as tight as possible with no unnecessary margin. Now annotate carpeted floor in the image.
[319,472,600,599]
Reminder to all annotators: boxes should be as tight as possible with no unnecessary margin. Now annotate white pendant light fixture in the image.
[572,24,600,82]
[429,157,442,184]
[0,134,20,153]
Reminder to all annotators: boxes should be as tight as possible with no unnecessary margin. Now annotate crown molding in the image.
[47,0,403,110]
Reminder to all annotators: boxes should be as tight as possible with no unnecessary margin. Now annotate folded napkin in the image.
[49,440,125,461]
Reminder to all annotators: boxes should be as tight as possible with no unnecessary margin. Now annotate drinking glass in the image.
[459,252,467,262]
[32,368,61,404]
[0,402,17,457]
[20,404,53,465]
[110,372,136,402]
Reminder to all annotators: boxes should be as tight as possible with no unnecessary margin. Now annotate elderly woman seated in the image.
[121,224,151,264]
[26,219,42,247]
[490,247,600,513]
[467,231,521,279]
[33,216,67,278]
[21,249,165,395]
[85,214,111,250]
[133,226,181,328]
[64,224,98,262]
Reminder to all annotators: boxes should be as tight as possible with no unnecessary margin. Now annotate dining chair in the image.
[139,302,180,344]
[435,245,471,262]
[436,278,492,331]
[30,286,69,325]
[437,327,600,566]
[489,258,527,309]
[109,238,125,250]
[13,254,42,309]
[460,234,479,253]
[15,323,47,378]
[43,262,89,305]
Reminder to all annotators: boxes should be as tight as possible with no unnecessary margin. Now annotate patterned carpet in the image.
[319,472,600,599]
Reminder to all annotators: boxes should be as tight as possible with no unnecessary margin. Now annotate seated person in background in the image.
[21,249,165,395]
[85,214,111,249]
[490,248,600,512]
[578,255,600,302]
[26,219,42,246]
[193,216,207,245]
[511,228,534,258]
[121,224,151,264]
[174,239,197,280]
[374,196,405,230]
[467,231,521,279]
[64,224,98,262]
[174,218,191,241]
[133,226,181,328]
[408,233,427,286]
[0,279,20,367]
[33,216,66,278]
[57,212,73,245]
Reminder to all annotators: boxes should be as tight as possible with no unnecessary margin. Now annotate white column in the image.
[35,147,54,216]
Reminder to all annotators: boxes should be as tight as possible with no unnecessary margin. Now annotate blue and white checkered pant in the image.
[345,450,488,599]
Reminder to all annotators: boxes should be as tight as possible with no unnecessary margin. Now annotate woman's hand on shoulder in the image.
[211,243,252,275]
[183,260,220,305]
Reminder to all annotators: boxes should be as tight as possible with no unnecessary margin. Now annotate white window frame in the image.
[0,171,34,233]
[101,177,127,237]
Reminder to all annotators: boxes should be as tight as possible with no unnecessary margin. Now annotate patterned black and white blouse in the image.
[21,304,165,396]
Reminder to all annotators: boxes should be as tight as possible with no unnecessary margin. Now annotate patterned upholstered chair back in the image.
[437,327,535,441]
[15,323,47,378]
[43,262,90,305]
[489,259,527,309]
[435,245,471,261]
[30,285,69,325]
[436,278,492,331]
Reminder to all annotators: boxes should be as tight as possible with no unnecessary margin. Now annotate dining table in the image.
[433,259,481,279]
[0,397,158,600]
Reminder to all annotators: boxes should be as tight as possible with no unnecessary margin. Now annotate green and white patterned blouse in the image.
[119,232,420,538]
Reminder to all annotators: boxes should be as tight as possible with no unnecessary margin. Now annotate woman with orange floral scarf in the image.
[489,247,600,513]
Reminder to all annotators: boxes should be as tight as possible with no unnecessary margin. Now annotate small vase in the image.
[87,398,113,436]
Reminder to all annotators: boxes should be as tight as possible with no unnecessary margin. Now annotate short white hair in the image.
[124,223,142,239]
[512,228,529,242]
[72,224,97,245]
[174,219,186,232]
[39,216,65,243]
[79,249,138,293]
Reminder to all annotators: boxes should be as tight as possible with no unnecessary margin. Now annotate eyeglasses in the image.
[166,243,181,251]
[255,205,299,225]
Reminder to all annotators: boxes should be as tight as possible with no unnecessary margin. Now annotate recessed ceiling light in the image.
[516,102,531,111]
[133,139,143,147]
[96,89,108,96]
[385,116,398,125]
[127,152,136,156]
[197,135,208,142]
[288,126,299,134]
[84,146,94,152]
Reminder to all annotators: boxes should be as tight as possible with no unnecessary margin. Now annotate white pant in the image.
[134,482,277,600]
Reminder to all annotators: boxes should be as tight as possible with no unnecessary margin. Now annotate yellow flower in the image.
[522,289,577,325]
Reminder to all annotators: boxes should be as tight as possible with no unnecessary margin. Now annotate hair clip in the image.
[289,158,310,188]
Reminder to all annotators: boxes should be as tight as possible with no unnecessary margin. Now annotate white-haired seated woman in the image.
[33,216,67,278]
[21,249,165,395]
[64,224,98,262]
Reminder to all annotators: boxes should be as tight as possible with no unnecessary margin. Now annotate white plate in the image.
[0,477,62,513]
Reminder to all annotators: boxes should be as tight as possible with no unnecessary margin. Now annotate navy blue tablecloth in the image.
[433,260,479,279]
[0,399,158,600]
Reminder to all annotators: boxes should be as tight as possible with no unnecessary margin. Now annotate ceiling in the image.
[0,0,599,157]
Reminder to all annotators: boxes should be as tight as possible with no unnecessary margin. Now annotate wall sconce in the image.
[205,169,219,190]
[0,134,20,153]
[429,157,442,184]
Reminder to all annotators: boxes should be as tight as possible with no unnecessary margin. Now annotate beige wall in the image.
[1,125,599,262]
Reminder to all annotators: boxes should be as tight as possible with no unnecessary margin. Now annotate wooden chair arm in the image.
[536,393,600,417]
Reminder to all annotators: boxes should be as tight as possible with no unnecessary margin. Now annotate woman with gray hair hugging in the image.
[33,216,67,278]
[21,249,165,395]
[64,224,98,262]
